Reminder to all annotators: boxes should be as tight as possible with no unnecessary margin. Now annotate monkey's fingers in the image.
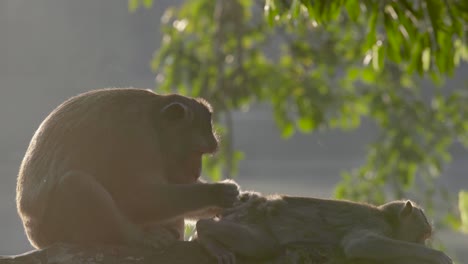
[212,182,241,208]
[223,183,240,197]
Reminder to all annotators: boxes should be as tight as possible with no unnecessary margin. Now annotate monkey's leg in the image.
[197,234,236,264]
[196,219,279,260]
[342,230,452,264]
[45,171,175,248]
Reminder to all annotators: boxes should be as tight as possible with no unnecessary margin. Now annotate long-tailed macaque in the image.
[196,192,452,264]
[16,88,240,249]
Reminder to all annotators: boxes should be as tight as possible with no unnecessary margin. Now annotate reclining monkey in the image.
[16,88,240,249]
[196,192,452,264]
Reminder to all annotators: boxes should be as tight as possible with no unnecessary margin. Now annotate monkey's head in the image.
[156,94,218,184]
[380,200,433,244]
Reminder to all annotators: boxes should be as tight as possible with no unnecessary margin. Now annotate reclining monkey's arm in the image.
[196,218,279,264]
[341,229,452,264]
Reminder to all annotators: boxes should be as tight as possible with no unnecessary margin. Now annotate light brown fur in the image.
[197,192,452,264]
[17,88,239,249]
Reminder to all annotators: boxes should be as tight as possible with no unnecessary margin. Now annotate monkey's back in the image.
[16,88,163,231]
[224,193,391,253]
[277,196,389,233]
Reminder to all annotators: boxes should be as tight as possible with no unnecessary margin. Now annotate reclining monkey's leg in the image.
[196,218,279,262]
[197,234,236,264]
[342,229,452,263]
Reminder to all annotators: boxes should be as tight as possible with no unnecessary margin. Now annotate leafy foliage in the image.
[130,0,468,228]
[128,0,153,12]
[265,0,468,77]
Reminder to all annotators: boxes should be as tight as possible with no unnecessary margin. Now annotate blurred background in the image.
[1,0,467,261]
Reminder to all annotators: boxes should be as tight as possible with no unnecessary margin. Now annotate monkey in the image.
[16,88,240,250]
[196,192,453,264]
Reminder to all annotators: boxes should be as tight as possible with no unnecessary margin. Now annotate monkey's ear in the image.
[400,201,413,218]
[161,102,191,122]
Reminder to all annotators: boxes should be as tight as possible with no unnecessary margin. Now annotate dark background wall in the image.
[1,0,467,260]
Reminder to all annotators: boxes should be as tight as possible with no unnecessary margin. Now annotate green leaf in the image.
[454,39,468,65]
[372,42,384,71]
[425,0,441,46]
[436,33,448,73]
[364,11,378,51]
[297,117,315,133]
[444,213,461,230]
[202,155,223,182]
[142,0,153,9]
[460,191,468,233]
[290,0,301,18]
[422,47,431,71]
[345,0,360,21]
[281,122,295,138]
[184,222,196,241]
[407,35,423,74]
[265,0,277,26]
[346,67,361,82]
[128,0,139,13]
[304,0,322,24]
[361,68,377,83]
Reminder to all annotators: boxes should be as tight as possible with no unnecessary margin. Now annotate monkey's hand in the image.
[220,191,267,217]
[210,180,240,208]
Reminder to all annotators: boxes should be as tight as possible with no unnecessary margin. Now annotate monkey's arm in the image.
[183,180,232,219]
[341,229,452,264]
[121,181,239,224]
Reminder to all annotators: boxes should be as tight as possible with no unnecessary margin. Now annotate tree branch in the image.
[0,242,213,264]
[0,241,375,264]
